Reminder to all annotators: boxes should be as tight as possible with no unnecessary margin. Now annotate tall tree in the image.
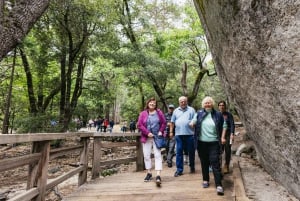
[0,0,50,61]
[1,49,16,134]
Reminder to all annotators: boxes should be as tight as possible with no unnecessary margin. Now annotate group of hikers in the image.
[137,96,235,196]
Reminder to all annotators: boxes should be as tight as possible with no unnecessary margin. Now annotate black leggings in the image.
[197,141,222,187]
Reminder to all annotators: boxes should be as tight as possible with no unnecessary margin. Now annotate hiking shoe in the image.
[156,176,161,186]
[223,165,229,174]
[174,171,183,177]
[202,181,209,188]
[217,186,224,195]
[190,168,195,173]
[144,173,152,182]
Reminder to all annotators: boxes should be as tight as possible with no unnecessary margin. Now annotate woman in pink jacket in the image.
[137,97,166,186]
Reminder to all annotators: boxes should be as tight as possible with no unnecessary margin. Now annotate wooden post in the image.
[78,137,89,186]
[27,141,50,201]
[135,136,144,171]
[91,136,102,179]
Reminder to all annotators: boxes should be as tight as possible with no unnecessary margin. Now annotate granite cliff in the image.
[193,0,300,198]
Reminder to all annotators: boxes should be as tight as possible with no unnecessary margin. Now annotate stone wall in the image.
[193,0,300,198]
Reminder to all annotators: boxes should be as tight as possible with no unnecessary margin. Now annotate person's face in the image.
[179,98,188,109]
[168,107,174,113]
[218,103,226,112]
[148,101,156,109]
[203,100,213,109]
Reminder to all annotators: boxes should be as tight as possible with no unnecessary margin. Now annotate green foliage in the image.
[14,114,62,133]
[0,0,232,133]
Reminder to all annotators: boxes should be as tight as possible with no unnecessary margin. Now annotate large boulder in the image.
[193,0,300,198]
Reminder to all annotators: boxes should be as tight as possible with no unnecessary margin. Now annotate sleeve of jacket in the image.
[137,111,150,137]
[229,112,235,134]
[157,109,167,136]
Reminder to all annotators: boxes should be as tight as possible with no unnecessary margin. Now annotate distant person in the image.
[109,119,115,133]
[190,96,226,196]
[164,104,176,168]
[137,97,166,186]
[103,118,109,132]
[218,100,235,174]
[88,119,94,130]
[96,117,103,132]
[129,120,136,133]
[170,96,196,177]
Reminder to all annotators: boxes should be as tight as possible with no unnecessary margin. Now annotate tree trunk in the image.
[2,49,16,134]
[0,0,50,61]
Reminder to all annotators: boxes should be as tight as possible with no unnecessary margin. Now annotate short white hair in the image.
[201,96,215,108]
[178,96,187,102]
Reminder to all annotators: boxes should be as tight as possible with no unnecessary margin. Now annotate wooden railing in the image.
[0,132,143,201]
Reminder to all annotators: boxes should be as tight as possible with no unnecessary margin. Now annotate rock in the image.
[193,0,300,198]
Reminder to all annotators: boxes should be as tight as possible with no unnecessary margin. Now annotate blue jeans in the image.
[175,135,195,173]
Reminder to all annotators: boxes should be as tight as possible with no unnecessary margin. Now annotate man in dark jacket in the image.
[165,104,175,167]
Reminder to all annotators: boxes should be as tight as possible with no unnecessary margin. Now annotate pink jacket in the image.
[137,109,166,143]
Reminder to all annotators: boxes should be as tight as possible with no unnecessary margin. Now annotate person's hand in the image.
[158,131,162,136]
[221,137,226,144]
[189,122,194,128]
[169,132,174,138]
[230,134,234,144]
[148,133,154,138]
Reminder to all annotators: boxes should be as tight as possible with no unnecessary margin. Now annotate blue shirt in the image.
[171,106,195,135]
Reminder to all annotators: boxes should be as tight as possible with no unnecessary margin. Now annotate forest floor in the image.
[0,126,299,201]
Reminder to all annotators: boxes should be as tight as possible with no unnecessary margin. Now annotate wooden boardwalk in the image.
[63,156,247,201]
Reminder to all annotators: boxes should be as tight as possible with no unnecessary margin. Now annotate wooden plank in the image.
[232,157,251,201]
[93,133,140,137]
[50,145,83,160]
[34,141,50,201]
[0,153,41,172]
[100,157,136,167]
[65,156,235,201]
[46,166,84,190]
[78,138,89,186]
[91,137,102,179]
[0,132,93,145]
[100,142,137,148]
[8,188,39,201]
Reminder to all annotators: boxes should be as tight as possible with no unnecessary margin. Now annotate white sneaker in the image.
[216,186,224,195]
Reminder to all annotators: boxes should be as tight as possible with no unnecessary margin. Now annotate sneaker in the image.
[144,173,152,182]
[216,186,224,195]
[156,176,161,186]
[202,181,209,188]
[174,171,183,177]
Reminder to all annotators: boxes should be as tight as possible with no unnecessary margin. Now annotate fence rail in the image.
[0,132,142,201]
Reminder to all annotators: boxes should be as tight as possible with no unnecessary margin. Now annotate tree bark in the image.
[0,0,50,61]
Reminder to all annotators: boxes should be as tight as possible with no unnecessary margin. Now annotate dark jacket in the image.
[221,111,235,137]
[194,109,224,147]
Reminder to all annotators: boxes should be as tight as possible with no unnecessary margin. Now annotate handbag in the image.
[154,135,167,149]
